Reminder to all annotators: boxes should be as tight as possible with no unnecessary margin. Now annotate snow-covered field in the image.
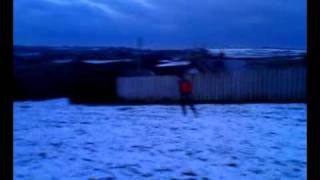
[14,99,306,180]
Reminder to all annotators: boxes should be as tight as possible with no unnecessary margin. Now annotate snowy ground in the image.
[14,99,306,180]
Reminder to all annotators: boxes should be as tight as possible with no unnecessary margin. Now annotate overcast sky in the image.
[14,0,306,49]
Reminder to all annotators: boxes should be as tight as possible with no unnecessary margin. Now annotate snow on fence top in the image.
[208,48,306,59]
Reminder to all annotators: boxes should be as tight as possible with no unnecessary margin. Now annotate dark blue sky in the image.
[14,0,306,49]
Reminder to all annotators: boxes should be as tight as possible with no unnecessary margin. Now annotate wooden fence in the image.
[116,67,306,103]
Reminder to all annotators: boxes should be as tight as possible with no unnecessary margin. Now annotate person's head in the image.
[177,73,184,79]
[183,74,192,81]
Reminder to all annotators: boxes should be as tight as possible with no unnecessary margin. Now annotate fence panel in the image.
[116,68,306,103]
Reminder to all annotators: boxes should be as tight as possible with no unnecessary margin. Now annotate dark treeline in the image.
[14,46,306,104]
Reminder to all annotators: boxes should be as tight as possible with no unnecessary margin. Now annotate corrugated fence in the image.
[117,67,306,103]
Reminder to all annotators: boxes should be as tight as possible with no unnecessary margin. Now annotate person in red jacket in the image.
[178,75,198,116]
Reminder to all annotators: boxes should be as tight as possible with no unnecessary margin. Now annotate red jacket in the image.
[180,80,192,94]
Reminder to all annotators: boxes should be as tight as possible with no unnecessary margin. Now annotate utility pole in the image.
[137,37,143,49]
[136,37,143,73]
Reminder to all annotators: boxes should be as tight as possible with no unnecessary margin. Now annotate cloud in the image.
[43,0,70,5]
[131,0,155,9]
[14,0,306,48]
[79,0,128,19]
[41,0,129,19]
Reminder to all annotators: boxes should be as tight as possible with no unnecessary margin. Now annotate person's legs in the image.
[187,94,198,117]
[182,104,187,116]
[180,95,187,116]
[189,103,198,117]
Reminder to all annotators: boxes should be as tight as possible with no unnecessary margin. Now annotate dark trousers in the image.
[180,93,197,116]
